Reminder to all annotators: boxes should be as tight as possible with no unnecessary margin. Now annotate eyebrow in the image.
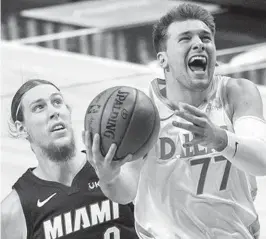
[178,30,212,36]
[29,93,62,107]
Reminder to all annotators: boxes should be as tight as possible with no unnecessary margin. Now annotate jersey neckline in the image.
[26,160,91,195]
[150,77,218,120]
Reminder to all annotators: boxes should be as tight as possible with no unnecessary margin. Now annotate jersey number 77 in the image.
[190,155,232,195]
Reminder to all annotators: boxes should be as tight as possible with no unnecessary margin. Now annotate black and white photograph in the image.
[1,0,266,238]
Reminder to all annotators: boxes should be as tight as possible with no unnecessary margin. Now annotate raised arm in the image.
[173,78,266,176]
[99,157,144,205]
[1,190,27,239]
[83,132,144,204]
[221,78,266,176]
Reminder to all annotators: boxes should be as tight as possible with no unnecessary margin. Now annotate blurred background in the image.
[1,0,266,237]
[2,0,266,64]
[2,0,266,82]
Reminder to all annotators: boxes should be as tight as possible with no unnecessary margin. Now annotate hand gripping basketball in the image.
[83,86,160,161]
[83,131,132,184]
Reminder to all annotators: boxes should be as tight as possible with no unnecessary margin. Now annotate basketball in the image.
[84,86,160,161]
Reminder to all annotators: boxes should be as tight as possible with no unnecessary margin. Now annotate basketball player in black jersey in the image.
[1,79,138,239]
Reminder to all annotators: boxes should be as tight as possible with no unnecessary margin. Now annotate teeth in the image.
[189,56,206,64]
[53,124,64,131]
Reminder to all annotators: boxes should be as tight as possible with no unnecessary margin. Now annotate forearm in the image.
[99,169,138,204]
[99,159,142,204]
[219,116,266,176]
[221,131,266,176]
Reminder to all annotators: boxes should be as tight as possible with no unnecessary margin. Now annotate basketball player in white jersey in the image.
[84,3,266,239]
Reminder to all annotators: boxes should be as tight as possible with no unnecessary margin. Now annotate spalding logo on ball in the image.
[84,86,160,161]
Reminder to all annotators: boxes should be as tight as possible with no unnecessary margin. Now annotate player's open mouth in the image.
[188,55,207,72]
[51,123,66,132]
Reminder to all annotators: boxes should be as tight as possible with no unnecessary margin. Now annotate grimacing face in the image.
[161,19,216,91]
[18,84,74,152]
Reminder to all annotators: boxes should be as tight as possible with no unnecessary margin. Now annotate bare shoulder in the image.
[226,77,261,98]
[1,190,27,239]
[225,77,264,121]
[2,190,22,219]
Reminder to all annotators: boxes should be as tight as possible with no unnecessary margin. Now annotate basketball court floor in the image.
[1,42,266,237]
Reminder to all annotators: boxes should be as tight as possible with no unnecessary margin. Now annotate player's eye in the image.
[201,35,212,42]
[179,36,190,42]
[52,98,63,107]
[32,104,45,112]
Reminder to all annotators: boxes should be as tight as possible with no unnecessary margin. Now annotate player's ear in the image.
[15,121,29,139]
[82,130,85,145]
[66,104,72,113]
[157,52,168,69]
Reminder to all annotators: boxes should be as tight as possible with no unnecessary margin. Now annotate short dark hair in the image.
[153,3,216,53]
[11,79,59,123]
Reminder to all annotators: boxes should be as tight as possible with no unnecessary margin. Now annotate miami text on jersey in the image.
[43,199,119,239]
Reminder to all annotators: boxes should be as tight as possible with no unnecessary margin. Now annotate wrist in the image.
[214,128,228,152]
[99,170,120,185]
[219,131,239,158]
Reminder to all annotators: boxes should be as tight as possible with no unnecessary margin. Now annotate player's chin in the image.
[52,132,73,146]
[189,78,210,90]
[188,67,207,78]
[188,69,208,83]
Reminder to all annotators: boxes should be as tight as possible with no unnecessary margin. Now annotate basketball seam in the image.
[133,94,157,156]
[119,90,157,159]
[115,87,137,159]
[99,86,122,156]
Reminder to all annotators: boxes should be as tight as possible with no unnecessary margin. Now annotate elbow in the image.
[107,197,134,205]
[100,190,135,205]
[243,140,266,176]
[237,158,266,176]
[116,198,133,205]
[256,162,266,176]
[248,157,266,176]
[112,192,136,205]
[252,170,266,177]
[254,149,266,176]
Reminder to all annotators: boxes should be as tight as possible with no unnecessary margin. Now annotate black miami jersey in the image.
[13,161,138,239]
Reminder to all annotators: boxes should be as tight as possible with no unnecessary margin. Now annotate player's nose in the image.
[48,105,60,120]
[191,36,205,52]
[192,42,205,52]
[50,112,60,120]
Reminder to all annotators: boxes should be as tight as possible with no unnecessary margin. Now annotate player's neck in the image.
[165,76,214,108]
[33,150,86,187]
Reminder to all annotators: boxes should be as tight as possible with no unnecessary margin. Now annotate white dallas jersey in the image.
[134,76,259,239]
